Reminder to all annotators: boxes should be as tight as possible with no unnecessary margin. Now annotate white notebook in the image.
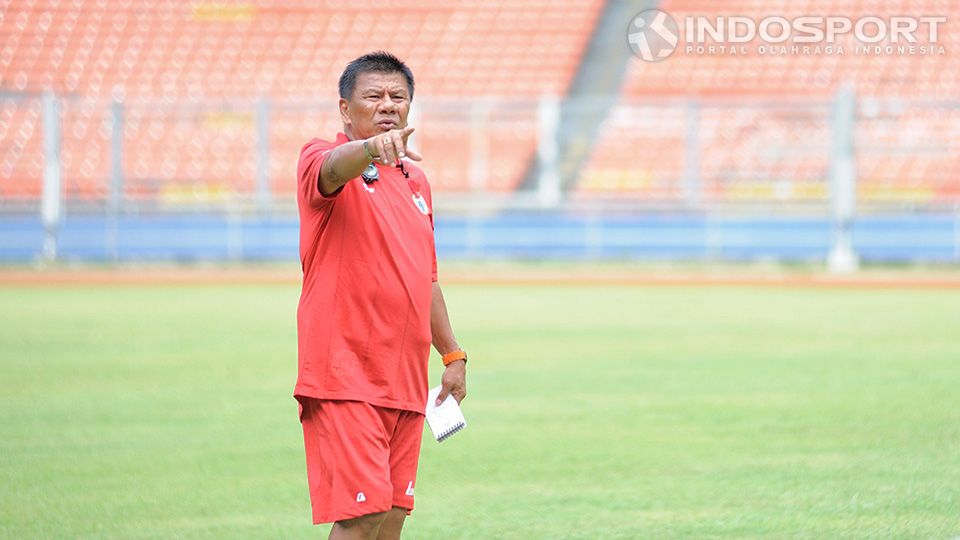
[425,385,467,442]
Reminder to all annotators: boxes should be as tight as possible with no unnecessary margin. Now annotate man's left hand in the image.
[436,360,466,405]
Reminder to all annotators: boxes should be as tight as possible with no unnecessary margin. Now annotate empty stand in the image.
[577,0,959,203]
[0,0,603,199]
[625,0,958,98]
[1,0,957,206]
[0,96,43,198]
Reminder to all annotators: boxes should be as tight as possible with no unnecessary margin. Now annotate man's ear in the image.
[338,98,351,126]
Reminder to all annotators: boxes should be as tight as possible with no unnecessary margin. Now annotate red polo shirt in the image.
[294,132,438,414]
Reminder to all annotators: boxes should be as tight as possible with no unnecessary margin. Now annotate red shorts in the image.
[299,398,425,524]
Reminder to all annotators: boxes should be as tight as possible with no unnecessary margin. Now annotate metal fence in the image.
[1,91,958,265]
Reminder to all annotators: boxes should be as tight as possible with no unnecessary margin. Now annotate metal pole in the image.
[537,96,561,207]
[41,92,62,262]
[108,99,124,261]
[255,98,271,212]
[468,101,488,193]
[827,83,859,273]
[954,201,960,263]
[408,101,421,151]
[683,99,702,209]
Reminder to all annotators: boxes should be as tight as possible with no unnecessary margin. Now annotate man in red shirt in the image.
[295,51,467,540]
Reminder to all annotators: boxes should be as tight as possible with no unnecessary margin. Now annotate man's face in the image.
[340,71,412,141]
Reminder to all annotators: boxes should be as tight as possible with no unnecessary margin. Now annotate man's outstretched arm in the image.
[318,127,421,196]
[431,281,467,405]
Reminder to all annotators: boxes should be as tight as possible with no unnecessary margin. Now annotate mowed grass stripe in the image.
[0,284,958,539]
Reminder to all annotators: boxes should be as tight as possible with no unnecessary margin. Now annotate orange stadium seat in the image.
[623,0,957,98]
[3,1,956,205]
[0,0,603,200]
[0,98,44,198]
[577,0,959,204]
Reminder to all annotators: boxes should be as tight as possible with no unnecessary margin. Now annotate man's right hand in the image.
[319,126,423,197]
[366,126,422,165]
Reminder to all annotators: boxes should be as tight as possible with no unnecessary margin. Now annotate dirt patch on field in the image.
[2,263,960,289]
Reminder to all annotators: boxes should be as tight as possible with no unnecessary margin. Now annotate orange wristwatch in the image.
[441,349,467,366]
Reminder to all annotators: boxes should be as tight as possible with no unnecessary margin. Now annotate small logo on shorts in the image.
[356,492,366,503]
[405,481,415,496]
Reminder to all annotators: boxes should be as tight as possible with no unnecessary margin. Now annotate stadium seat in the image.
[4,1,956,205]
[576,0,959,203]
[0,0,603,201]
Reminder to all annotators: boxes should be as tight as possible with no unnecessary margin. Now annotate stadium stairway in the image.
[519,0,657,195]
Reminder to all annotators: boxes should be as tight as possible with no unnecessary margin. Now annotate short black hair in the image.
[338,51,415,100]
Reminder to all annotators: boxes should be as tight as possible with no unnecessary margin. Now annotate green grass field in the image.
[1,282,959,539]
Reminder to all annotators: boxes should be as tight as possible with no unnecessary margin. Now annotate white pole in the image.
[537,96,561,208]
[468,101,488,193]
[954,201,960,263]
[828,83,859,273]
[255,98,271,212]
[41,92,62,263]
[683,99,701,209]
[407,101,420,151]
[107,99,124,261]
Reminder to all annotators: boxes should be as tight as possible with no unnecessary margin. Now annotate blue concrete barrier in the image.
[0,213,956,263]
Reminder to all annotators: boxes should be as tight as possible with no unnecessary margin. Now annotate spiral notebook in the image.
[425,385,467,442]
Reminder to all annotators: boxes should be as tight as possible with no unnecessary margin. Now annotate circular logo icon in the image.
[627,9,679,62]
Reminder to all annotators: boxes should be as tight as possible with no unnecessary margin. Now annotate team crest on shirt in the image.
[411,193,429,215]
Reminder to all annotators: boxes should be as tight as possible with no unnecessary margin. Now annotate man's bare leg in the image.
[329,511,388,540]
[375,507,408,540]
